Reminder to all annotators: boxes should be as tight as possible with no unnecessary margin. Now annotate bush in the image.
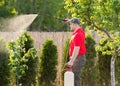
[81,33,97,86]
[0,39,10,86]
[96,38,111,86]
[61,38,70,85]
[39,39,58,86]
[115,55,120,86]
[96,35,120,86]
[7,32,38,86]
[61,34,97,86]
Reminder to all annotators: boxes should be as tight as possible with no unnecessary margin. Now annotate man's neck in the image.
[74,26,80,31]
[75,25,80,29]
[73,27,80,33]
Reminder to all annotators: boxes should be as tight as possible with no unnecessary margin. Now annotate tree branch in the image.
[84,17,112,39]
[93,24,112,39]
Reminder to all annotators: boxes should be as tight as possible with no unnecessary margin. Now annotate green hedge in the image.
[96,38,111,86]
[61,33,97,86]
[39,39,58,86]
[61,38,70,85]
[0,39,10,86]
[81,33,97,86]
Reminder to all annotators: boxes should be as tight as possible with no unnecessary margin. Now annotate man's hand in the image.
[64,18,70,23]
[66,60,73,68]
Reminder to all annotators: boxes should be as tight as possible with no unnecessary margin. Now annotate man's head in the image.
[69,18,80,31]
[69,18,80,25]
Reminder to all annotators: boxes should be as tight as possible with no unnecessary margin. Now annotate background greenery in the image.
[7,32,38,86]
[0,0,68,31]
[0,0,120,86]
[0,39,10,86]
[39,40,58,86]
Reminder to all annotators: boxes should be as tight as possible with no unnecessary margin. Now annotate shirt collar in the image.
[73,28,82,35]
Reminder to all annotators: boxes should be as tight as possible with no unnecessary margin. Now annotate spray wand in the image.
[56,18,70,23]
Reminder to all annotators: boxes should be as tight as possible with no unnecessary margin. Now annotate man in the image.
[66,18,86,86]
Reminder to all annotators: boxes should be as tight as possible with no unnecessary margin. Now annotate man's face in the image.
[70,23,75,31]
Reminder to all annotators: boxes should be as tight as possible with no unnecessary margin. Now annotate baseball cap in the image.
[69,18,80,25]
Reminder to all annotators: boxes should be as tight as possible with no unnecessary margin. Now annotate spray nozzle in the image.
[66,66,72,71]
[56,18,69,22]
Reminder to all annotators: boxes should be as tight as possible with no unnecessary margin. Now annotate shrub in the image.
[0,39,10,86]
[96,38,111,86]
[39,39,58,86]
[96,34,120,86]
[7,32,38,86]
[61,38,70,85]
[115,55,120,86]
[81,33,97,86]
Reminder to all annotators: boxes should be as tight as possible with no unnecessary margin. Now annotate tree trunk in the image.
[38,0,47,31]
[17,0,20,14]
[32,0,36,13]
[111,56,116,86]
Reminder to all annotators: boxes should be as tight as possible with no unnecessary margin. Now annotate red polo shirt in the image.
[69,28,86,56]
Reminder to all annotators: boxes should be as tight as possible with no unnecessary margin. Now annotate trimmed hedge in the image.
[61,38,70,85]
[81,33,97,86]
[61,33,97,86]
[0,39,10,86]
[39,39,58,86]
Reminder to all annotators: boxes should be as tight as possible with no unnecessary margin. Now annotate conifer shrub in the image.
[81,33,97,86]
[96,38,111,86]
[61,38,70,84]
[39,39,58,86]
[61,34,97,86]
[0,39,10,86]
[7,32,38,86]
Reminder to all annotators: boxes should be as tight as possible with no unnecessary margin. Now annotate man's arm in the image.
[67,46,80,67]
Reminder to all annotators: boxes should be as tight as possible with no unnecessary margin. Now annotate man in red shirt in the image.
[66,18,86,86]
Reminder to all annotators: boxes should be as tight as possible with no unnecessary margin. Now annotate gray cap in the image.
[69,18,80,24]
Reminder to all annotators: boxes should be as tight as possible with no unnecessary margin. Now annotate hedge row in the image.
[0,32,58,86]
[0,32,120,86]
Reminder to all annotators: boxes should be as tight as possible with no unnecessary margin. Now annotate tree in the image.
[7,32,38,86]
[39,39,58,86]
[96,34,120,86]
[16,0,36,14]
[0,0,68,31]
[64,0,120,86]
[0,0,17,17]
[29,0,68,31]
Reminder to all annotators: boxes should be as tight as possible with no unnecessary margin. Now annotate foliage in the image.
[29,0,68,31]
[0,0,17,17]
[115,55,120,86]
[61,33,97,86]
[7,32,38,86]
[81,33,97,86]
[0,0,68,31]
[39,39,58,86]
[61,38,70,85]
[0,39,10,86]
[19,48,38,86]
[96,33,120,86]
[96,38,111,86]
[64,1,120,85]
[64,0,120,32]
[96,33,120,57]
